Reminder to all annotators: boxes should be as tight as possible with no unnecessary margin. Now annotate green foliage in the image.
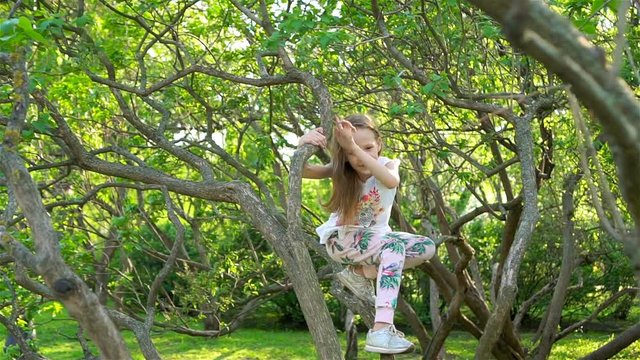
[0,17,46,49]
[2,0,639,357]
[420,74,451,98]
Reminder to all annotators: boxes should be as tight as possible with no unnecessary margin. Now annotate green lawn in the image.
[2,316,639,359]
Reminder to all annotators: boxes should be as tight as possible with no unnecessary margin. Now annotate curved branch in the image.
[425,237,475,359]
[556,288,639,341]
[467,0,640,239]
[1,50,131,359]
[475,114,539,359]
[451,197,522,233]
[579,322,640,360]
[86,64,300,96]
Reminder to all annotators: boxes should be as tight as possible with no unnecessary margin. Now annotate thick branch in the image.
[475,115,539,359]
[467,0,640,248]
[533,173,581,359]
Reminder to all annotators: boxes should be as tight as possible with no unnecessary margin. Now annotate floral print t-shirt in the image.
[316,156,400,244]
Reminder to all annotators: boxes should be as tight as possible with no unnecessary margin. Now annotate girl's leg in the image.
[383,232,436,269]
[359,264,378,279]
[354,232,435,279]
[373,238,406,326]
[371,232,435,328]
[326,229,433,327]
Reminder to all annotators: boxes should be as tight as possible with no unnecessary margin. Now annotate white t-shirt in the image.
[316,156,400,244]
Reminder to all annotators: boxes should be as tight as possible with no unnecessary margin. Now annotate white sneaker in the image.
[335,267,375,303]
[364,325,415,354]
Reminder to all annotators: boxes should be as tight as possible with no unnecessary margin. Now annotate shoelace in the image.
[386,325,405,337]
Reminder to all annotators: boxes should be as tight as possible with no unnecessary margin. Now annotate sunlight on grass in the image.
[1,316,638,359]
[549,331,640,359]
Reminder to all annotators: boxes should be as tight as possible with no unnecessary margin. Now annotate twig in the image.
[556,287,639,340]
[8,0,23,18]
[612,0,632,74]
[569,91,625,241]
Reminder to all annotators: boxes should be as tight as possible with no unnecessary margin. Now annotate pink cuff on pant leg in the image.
[374,307,394,324]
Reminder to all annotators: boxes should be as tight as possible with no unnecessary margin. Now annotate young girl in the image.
[298,114,436,354]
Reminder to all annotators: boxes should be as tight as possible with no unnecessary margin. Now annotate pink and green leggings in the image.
[326,228,436,324]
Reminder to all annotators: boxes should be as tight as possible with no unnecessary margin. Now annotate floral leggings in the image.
[326,228,436,324]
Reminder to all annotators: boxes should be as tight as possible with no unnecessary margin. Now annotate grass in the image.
[2,315,639,359]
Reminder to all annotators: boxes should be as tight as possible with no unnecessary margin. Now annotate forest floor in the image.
[2,314,639,359]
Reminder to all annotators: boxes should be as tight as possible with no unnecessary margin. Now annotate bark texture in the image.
[475,116,540,359]
[0,50,131,360]
[468,0,640,280]
[533,173,581,359]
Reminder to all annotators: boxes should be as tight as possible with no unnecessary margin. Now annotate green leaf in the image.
[17,16,32,31]
[405,102,424,115]
[481,23,500,38]
[0,34,16,42]
[0,18,18,35]
[38,17,65,31]
[318,31,339,49]
[592,0,605,10]
[17,16,46,42]
[457,171,474,182]
[263,31,286,51]
[383,74,402,88]
[606,0,621,11]
[41,302,64,317]
[436,150,451,159]
[421,74,450,97]
[21,128,35,140]
[574,18,598,35]
[421,82,436,95]
[111,216,129,228]
[73,14,93,27]
[320,14,339,25]
[31,113,55,133]
[389,104,404,116]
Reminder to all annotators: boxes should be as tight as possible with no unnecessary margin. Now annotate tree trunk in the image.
[1,49,131,360]
[494,204,523,296]
[108,310,161,360]
[429,279,445,360]
[1,150,132,359]
[344,309,358,360]
[93,230,119,305]
[202,302,220,331]
[475,116,539,359]
[533,173,581,359]
[283,143,343,359]
[0,316,44,360]
[284,240,342,359]
[426,238,474,359]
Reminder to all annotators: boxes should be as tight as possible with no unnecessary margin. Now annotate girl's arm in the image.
[298,127,332,179]
[302,163,333,179]
[334,120,400,188]
[346,146,400,188]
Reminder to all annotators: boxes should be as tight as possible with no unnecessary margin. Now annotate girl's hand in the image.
[334,119,357,152]
[297,127,327,148]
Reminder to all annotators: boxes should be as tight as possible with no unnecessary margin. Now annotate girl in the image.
[298,114,436,354]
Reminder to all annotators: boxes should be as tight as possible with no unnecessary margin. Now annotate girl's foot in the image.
[364,324,415,354]
[335,267,375,303]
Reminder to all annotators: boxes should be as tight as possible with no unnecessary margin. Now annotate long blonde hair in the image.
[325,114,382,225]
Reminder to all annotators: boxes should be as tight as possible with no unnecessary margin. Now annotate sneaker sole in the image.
[364,343,414,354]
[335,272,375,303]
